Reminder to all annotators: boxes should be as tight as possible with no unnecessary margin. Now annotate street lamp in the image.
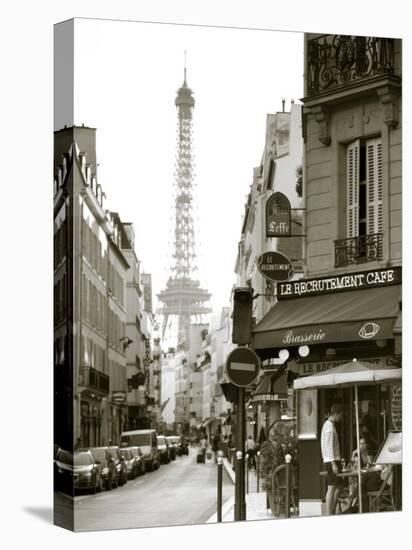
[279,349,289,362]
[298,345,310,358]
[120,336,133,350]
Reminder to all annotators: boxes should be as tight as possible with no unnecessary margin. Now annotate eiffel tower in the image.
[157,57,211,349]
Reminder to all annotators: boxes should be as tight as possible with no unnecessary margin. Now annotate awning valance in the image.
[252,285,401,351]
[252,369,288,401]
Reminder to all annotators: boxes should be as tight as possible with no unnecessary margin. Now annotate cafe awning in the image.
[252,369,288,401]
[252,285,401,351]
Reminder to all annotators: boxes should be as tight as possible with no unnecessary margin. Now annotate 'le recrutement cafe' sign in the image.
[277,267,401,299]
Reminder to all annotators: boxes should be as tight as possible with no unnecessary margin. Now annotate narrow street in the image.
[56,449,233,531]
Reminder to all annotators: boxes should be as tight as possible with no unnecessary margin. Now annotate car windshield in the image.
[74,452,92,466]
[57,450,73,464]
[123,434,151,446]
[120,450,130,459]
[157,436,166,445]
[90,448,106,461]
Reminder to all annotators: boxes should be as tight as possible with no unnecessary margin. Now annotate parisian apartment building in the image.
[53,125,158,450]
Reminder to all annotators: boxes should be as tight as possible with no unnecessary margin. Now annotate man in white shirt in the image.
[321,404,343,515]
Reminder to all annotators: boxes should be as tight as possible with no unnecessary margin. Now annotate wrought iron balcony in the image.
[335,233,383,267]
[78,366,110,395]
[307,35,395,96]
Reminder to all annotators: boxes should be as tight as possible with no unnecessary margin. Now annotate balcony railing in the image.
[79,366,110,395]
[307,35,395,96]
[335,233,383,267]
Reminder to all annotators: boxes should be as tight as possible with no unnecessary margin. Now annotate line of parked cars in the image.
[54,430,189,496]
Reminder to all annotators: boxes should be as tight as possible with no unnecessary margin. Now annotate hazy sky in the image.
[71,18,304,316]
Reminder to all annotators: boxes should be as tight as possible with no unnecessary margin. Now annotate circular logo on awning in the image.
[358,322,380,339]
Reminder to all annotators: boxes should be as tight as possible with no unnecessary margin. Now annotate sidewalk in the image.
[206,457,274,523]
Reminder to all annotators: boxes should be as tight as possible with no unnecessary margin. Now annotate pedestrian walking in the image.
[245,435,256,470]
[212,433,220,463]
[221,435,229,459]
[321,403,344,515]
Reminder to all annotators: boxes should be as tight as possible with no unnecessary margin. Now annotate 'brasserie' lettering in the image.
[282,328,326,345]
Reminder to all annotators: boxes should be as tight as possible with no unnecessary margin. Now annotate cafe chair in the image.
[367,465,396,513]
[271,464,298,517]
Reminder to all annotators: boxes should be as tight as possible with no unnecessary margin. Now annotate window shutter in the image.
[366,137,383,235]
[347,139,360,238]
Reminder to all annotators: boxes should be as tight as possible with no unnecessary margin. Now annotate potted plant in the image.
[259,421,298,516]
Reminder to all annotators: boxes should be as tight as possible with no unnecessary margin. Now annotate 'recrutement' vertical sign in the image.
[266,192,291,237]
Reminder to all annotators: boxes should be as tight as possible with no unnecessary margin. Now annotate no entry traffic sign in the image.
[226,347,260,388]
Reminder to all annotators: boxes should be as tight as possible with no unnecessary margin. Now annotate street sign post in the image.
[226,347,260,521]
[226,347,260,388]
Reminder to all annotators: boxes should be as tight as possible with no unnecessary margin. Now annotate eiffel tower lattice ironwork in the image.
[157,58,211,348]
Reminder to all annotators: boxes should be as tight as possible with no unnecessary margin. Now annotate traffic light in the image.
[232,287,254,345]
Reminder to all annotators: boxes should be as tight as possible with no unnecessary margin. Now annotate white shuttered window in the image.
[346,137,382,238]
[346,139,360,238]
[366,137,383,235]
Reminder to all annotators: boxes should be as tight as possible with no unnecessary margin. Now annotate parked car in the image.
[107,446,128,486]
[120,448,138,480]
[89,446,118,490]
[157,435,171,464]
[128,446,146,476]
[54,449,103,495]
[165,436,177,460]
[120,430,160,472]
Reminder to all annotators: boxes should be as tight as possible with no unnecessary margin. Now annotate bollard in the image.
[285,454,291,518]
[234,450,243,521]
[256,451,260,493]
[245,453,249,494]
[217,455,223,522]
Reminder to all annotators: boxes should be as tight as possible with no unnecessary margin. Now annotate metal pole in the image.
[217,455,223,522]
[234,450,242,521]
[239,387,246,520]
[256,451,260,492]
[285,454,292,518]
[245,453,249,494]
[354,384,363,513]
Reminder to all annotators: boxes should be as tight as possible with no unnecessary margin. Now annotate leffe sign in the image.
[277,267,401,299]
[266,192,291,237]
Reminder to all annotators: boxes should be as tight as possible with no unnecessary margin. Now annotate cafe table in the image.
[320,467,371,513]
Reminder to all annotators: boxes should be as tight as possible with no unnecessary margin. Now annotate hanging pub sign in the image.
[277,266,402,299]
[266,192,291,237]
[257,251,294,282]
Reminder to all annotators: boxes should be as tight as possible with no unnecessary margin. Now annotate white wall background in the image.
[1,1,410,549]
